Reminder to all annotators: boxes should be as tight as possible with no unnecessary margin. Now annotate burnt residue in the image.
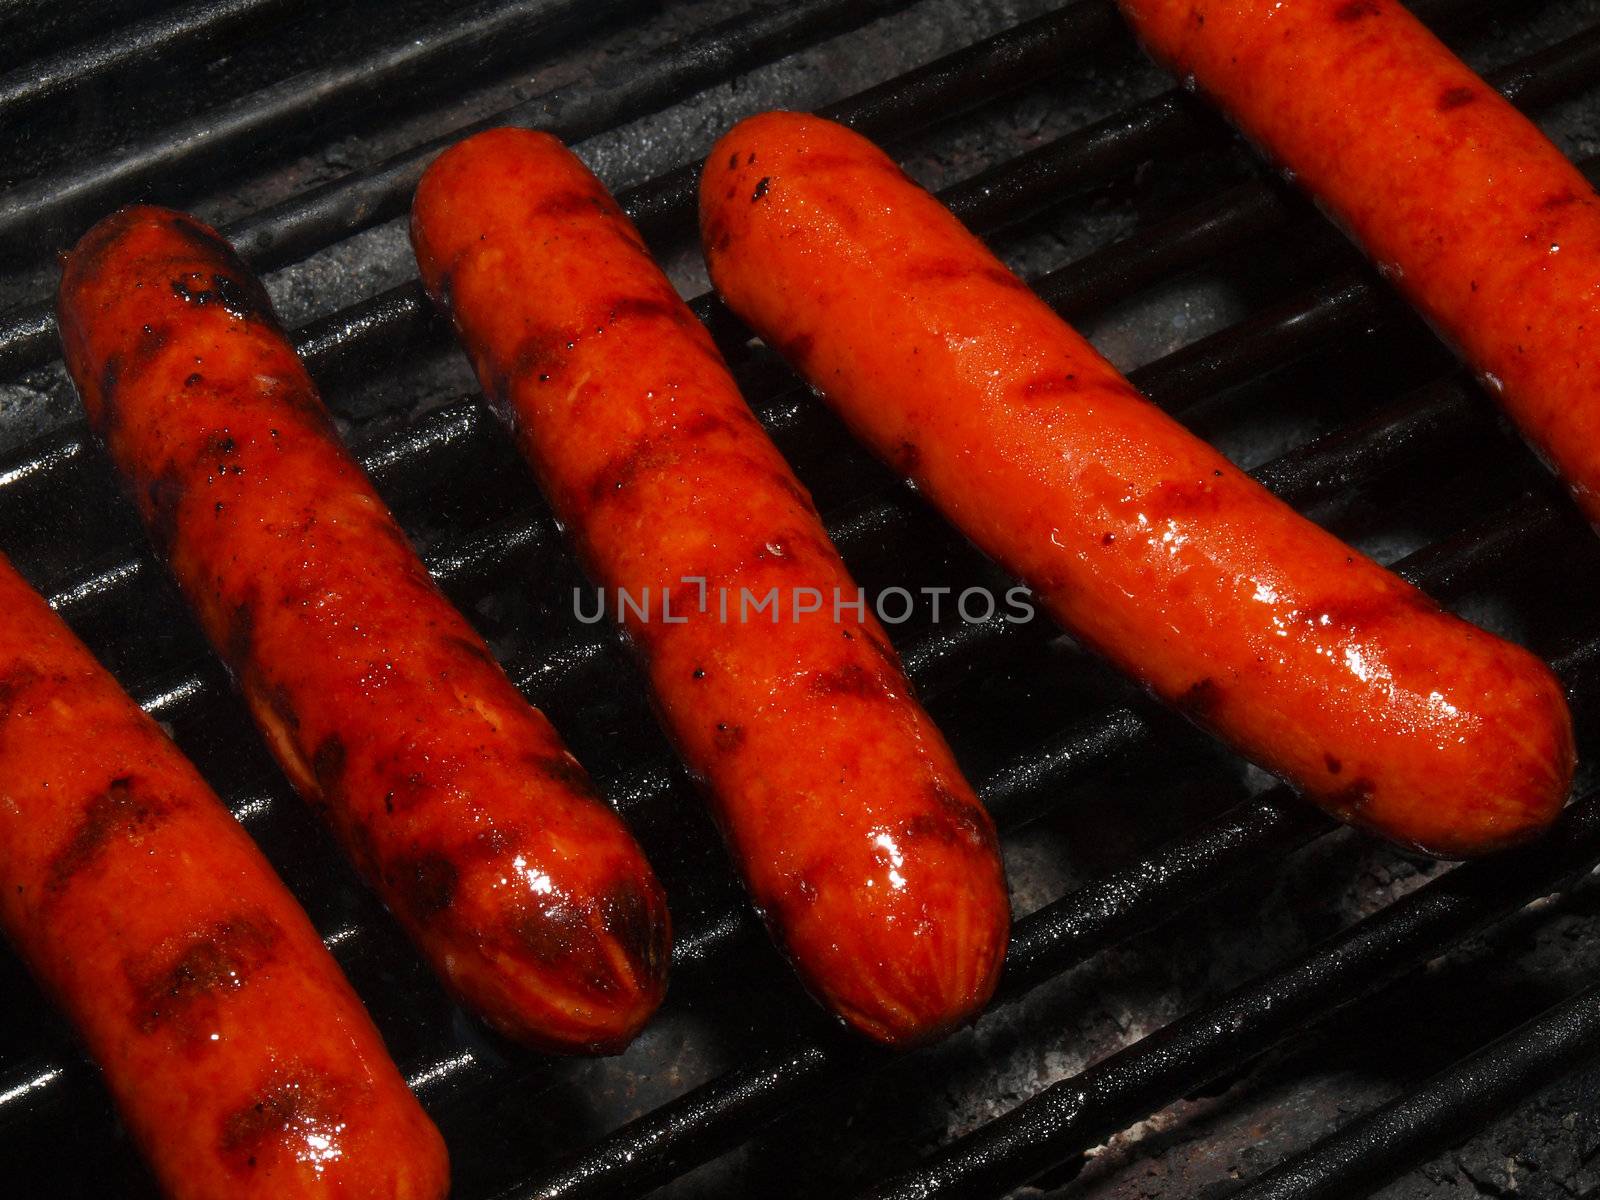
[170,272,271,324]
[389,851,459,919]
[47,776,167,892]
[130,914,281,1034]
[929,780,999,852]
[752,176,771,201]
[219,1070,346,1174]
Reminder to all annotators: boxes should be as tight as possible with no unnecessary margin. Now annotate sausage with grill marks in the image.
[699,112,1575,859]
[57,205,669,1054]
[411,128,1009,1046]
[1117,0,1600,527]
[0,552,447,1199]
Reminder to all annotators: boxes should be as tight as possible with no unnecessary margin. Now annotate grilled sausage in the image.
[699,112,1575,859]
[0,551,447,1199]
[411,128,1009,1046]
[57,206,669,1054]
[1116,0,1600,526]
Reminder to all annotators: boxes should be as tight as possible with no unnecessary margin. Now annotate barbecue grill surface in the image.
[5,1,1600,1197]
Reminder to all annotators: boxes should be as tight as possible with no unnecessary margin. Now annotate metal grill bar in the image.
[0,0,1127,377]
[0,0,316,121]
[0,0,636,258]
[1223,983,1600,1200]
[863,782,1600,1200]
[227,0,922,269]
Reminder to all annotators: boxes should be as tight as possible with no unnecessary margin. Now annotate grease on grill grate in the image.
[5,0,1600,1197]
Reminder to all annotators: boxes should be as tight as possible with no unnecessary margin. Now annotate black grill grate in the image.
[4,1,1600,1197]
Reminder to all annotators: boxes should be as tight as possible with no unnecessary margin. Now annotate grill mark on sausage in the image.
[130,914,281,1034]
[903,257,1029,292]
[601,876,669,983]
[48,776,168,891]
[532,188,611,219]
[752,176,771,202]
[1017,372,1083,400]
[713,721,745,752]
[1333,0,1382,21]
[929,780,998,851]
[1437,85,1477,111]
[702,211,733,255]
[586,413,738,504]
[807,662,884,700]
[389,851,459,919]
[218,1069,347,1174]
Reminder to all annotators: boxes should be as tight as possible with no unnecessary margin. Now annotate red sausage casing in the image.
[1118,0,1600,526]
[699,111,1575,859]
[412,128,1009,1046]
[0,552,447,1199]
[57,206,669,1053]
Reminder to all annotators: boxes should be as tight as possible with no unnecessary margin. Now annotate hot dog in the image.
[0,551,447,1199]
[411,128,1009,1046]
[57,206,669,1054]
[1115,0,1600,526]
[698,111,1575,859]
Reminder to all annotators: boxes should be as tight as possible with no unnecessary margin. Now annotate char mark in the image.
[144,465,187,552]
[1333,0,1382,20]
[219,1069,346,1173]
[1437,86,1477,111]
[1177,677,1224,722]
[131,914,281,1033]
[49,776,168,892]
[601,876,669,984]
[533,752,602,800]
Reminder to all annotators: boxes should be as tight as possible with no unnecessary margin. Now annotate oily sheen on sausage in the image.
[57,205,668,1053]
[699,111,1575,859]
[412,128,1009,1046]
[1118,0,1600,526]
[0,551,447,1199]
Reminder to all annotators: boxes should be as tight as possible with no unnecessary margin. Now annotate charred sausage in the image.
[698,111,1575,859]
[1117,0,1600,526]
[411,128,1009,1046]
[0,551,447,1199]
[57,206,669,1054]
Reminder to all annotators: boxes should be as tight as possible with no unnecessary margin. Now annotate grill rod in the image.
[11,6,1596,575]
[861,773,1600,1200]
[0,0,317,122]
[0,0,639,259]
[1222,981,1600,1200]
[233,0,1087,272]
[0,0,1124,377]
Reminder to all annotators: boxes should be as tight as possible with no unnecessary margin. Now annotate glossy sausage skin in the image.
[412,128,1009,1046]
[0,553,447,1199]
[1118,0,1600,525]
[700,112,1575,859]
[57,206,669,1053]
